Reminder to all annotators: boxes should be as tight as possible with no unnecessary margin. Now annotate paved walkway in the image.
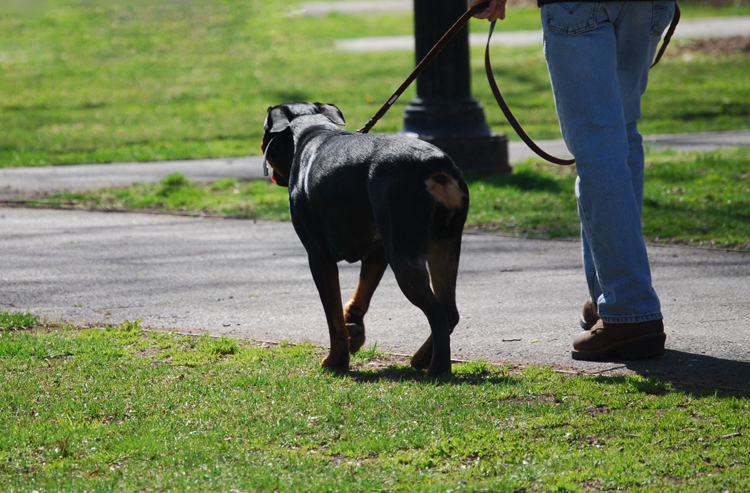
[332,12,750,52]
[299,1,411,17]
[293,3,750,52]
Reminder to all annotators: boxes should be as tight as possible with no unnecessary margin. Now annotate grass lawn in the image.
[0,0,748,166]
[3,4,749,491]
[1,312,749,492]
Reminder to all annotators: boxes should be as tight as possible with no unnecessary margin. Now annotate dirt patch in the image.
[695,0,750,6]
[673,35,750,56]
[511,0,748,6]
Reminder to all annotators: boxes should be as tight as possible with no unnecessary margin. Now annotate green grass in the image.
[0,310,39,330]
[1,313,748,492]
[19,146,750,250]
[0,0,748,167]
[22,173,291,219]
[467,147,750,249]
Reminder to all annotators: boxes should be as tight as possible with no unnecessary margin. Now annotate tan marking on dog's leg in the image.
[307,255,350,371]
[425,171,465,209]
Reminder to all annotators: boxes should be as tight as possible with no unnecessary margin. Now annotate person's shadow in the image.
[344,350,750,396]
[623,349,750,395]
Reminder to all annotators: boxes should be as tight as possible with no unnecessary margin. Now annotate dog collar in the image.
[262,135,278,178]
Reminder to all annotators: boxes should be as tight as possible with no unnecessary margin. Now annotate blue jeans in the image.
[541,1,675,324]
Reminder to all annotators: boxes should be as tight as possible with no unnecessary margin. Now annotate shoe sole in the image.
[571,333,666,361]
[580,317,597,331]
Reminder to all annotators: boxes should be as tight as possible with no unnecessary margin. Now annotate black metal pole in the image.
[402,0,509,175]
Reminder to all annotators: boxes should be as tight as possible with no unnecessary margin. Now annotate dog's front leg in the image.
[410,335,434,371]
[307,253,350,371]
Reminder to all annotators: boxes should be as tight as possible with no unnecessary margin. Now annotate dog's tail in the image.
[425,171,466,210]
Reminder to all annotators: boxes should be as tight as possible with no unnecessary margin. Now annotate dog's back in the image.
[290,130,468,264]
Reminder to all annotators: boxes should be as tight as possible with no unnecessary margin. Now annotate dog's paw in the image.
[410,353,431,370]
[410,337,433,370]
[426,360,452,378]
[321,350,350,372]
[346,323,366,354]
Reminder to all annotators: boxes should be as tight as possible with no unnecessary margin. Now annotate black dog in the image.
[261,102,469,376]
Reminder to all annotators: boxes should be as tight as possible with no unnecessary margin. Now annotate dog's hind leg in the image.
[410,237,462,371]
[390,256,452,377]
[344,250,388,354]
[307,253,350,371]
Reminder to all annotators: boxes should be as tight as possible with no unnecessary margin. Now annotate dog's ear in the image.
[315,103,346,126]
[266,106,292,133]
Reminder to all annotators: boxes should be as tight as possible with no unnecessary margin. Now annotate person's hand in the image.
[470,0,507,22]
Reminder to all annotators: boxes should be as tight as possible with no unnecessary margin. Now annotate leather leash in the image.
[652,2,681,69]
[358,2,681,167]
[483,17,574,166]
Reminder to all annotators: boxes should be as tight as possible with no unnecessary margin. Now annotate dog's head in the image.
[261,102,346,187]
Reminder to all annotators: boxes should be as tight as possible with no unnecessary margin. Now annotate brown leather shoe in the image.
[580,300,600,330]
[572,319,665,361]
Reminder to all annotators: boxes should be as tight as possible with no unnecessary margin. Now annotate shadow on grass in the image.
[342,350,750,396]
[588,374,673,396]
[624,349,750,396]
[577,349,750,397]
[342,364,522,386]
[465,167,565,193]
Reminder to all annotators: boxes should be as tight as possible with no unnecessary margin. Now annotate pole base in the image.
[401,97,510,176]
[411,132,510,176]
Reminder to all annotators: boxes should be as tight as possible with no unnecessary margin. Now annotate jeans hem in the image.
[599,313,663,325]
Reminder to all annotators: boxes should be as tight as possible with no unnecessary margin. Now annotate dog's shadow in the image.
[340,359,521,386]
[346,369,521,387]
